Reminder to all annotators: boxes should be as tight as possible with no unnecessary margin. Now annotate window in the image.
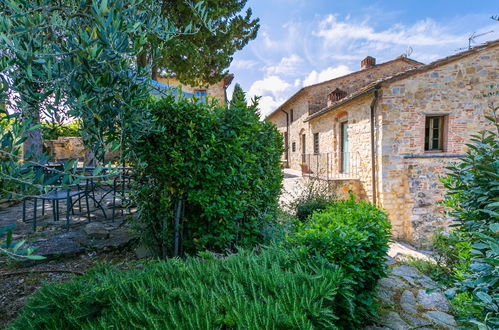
[290,109,294,122]
[292,142,296,152]
[194,89,207,102]
[313,133,319,154]
[425,116,445,151]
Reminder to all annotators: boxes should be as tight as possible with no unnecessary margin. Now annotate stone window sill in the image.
[403,153,465,159]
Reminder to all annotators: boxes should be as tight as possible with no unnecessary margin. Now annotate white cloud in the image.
[258,96,286,117]
[247,76,292,117]
[264,54,303,76]
[302,65,352,86]
[248,75,291,99]
[231,59,259,70]
[314,15,463,47]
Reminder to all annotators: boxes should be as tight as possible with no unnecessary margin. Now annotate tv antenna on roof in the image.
[458,30,494,50]
[402,46,413,58]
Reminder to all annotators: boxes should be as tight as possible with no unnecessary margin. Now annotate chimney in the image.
[361,56,376,70]
[327,88,347,107]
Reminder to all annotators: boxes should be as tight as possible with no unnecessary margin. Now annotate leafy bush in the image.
[0,224,44,260]
[12,247,357,329]
[41,121,81,140]
[442,108,499,328]
[432,229,472,281]
[288,178,337,221]
[287,199,391,325]
[131,95,283,257]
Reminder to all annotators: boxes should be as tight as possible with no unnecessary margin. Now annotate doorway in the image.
[301,134,306,163]
[340,122,349,173]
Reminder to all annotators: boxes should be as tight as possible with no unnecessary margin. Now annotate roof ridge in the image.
[304,38,499,122]
[266,56,423,118]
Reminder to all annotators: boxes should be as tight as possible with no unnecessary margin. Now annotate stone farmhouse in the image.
[266,39,498,246]
[156,74,234,105]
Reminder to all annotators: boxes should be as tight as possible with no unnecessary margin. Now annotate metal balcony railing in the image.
[300,152,361,180]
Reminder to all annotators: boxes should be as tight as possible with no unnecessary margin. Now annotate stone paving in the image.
[367,261,457,330]
[0,189,136,259]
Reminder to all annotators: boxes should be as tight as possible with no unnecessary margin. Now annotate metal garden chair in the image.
[22,164,92,230]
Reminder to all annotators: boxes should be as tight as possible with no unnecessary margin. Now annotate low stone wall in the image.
[43,137,85,161]
[329,178,368,201]
[43,137,120,163]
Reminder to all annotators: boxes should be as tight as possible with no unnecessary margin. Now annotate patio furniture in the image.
[22,165,95,230]
[111,168,133,222]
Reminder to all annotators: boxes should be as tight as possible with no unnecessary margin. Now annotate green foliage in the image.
[287,199,391,325]
[230,83,247,107]
[42,121,81,140]
[451,292,484,324]
[131,95,283,257]
[399,230,471,287]
[0,0,217,199]
[442,106,499,328]
[400,256,450,284]
[287,178,337,222]
[12,246,357,329]
[0,224,45,260]
[432,229,472,281]
[151,1,259,86]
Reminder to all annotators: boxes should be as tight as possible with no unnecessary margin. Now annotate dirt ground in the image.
[0,247,137,328]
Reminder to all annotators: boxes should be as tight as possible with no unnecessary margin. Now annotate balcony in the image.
[300,152,361,180]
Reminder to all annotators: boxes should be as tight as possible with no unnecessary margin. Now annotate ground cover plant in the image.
[131,95,283,257]
[287,198,391,326]
[12,247,355,330]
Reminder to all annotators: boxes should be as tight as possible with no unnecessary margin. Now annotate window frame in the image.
[313,133,319,154]
[194,89,207,102]
[424,115,447,152]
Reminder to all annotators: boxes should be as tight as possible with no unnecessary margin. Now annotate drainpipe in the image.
[370,86,380,205]
[280,109,290,168]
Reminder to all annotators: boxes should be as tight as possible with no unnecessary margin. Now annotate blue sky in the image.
[227,0,499,116]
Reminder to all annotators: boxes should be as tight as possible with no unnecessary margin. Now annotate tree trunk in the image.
[151,65,159,81]
[22,108,43,162]
[84,147,97,166]
[137,51,147,69]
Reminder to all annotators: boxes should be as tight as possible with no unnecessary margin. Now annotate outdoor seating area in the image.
[19,165,134,231]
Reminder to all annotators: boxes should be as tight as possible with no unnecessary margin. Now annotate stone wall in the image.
[43,137,85,161]
[378,43,499,246]
[156,77,227,105]
[43,137,120,163]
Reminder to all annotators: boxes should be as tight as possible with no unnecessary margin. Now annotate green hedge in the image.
[12,247,355,329]
[442,113,499,328]
[287,199,391,325]
[131,96,283,257]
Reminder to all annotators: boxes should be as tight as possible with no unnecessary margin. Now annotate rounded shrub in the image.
[287,199,391,325]
[12,247,355,329]
[131,96,283,256]
[295,196,333,221]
